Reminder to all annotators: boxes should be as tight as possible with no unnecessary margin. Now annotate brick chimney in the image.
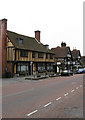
[0,19,7,77]
[61,42,66,47]
[35,30,41,42]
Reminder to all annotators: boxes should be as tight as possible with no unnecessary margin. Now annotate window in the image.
[16,62,28,72]
[47,63,53,71]
[37,63,45,72]
[50,54,53,59]
[46,53,48,59]
[16,38,23,45]
[38,52,44,58]
[20,50,28,57]
[32,52,35,58]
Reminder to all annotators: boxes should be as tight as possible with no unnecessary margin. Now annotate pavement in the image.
[2,74,84,118]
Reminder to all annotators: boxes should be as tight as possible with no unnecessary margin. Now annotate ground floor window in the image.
[16,62,29,73]
[37,63,45,72]
[47,63,53,71]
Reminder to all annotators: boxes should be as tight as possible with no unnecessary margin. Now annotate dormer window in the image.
[16,38,23,45]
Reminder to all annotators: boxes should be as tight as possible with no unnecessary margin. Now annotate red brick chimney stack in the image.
[0,19,7,77]
[35,30,41,42]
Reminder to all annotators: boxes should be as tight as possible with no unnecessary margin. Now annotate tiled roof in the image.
[71,49,81,59]
[51,46,70,58]
[7,30,54,54]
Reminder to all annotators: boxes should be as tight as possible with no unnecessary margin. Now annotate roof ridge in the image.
[7,30,34,39]
[6,30,54,54]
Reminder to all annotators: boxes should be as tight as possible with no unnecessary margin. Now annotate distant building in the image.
[0,19,55,77]
[51,42,73,73]
[71,49,81,72]
[81,56,85,68]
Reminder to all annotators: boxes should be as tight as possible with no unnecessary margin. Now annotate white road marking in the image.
[27,110,38,117]
[64,93,69,96]
[56,97,61,101]
[71,89,75,92]
[80,85,82,87]
[44,102,52,107]
[76,87,79,89]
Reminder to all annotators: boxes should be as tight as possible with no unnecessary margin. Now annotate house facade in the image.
[51,42,73,73]
[0,19,55,77]
[71,49,81,72]
[81,56,85,68]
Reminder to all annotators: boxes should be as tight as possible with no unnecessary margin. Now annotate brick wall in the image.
[0,19,13,77]
[0,20,2,77]
[2,19,7,77]
[6,62,13,77]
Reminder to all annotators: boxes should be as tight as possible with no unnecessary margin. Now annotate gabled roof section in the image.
[71,49,81,59]
[51,46,70,58]
[6,30,54,54]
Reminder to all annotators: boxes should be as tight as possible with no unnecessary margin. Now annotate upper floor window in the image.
[16,38,23,45]
[20,50,28,57]
[50,54,53,59]
[46,53,48,59]
[38,52,44,58]
[32,51,35,58]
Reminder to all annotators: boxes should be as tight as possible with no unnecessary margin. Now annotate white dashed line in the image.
[44,102,52,107]
[71,89,75,92]
[27,110,38,117]
[56,97,61,101]
[64,93,69,96]
[26,84,82,117]
[76,87,79,89]
[80,85,82,87]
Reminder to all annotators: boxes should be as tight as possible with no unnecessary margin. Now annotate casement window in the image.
[38,52,44,58]
[47,63,53,71]
[20,50,28,57]
[50,54,53,59]
[32,51,35,58]
[37,63,45,72]
[17,62,28,72]
[46,53,48,59]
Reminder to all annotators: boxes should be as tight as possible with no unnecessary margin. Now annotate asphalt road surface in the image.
[2,74,84,118]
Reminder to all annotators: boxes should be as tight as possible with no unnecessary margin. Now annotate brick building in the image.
[0,19,55,77]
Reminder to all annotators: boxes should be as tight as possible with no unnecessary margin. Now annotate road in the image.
[2,74,83,118]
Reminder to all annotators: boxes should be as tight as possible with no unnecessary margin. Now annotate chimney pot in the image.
[61,42,66,47]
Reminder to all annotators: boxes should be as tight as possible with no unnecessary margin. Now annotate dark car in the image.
[61,70,73,76]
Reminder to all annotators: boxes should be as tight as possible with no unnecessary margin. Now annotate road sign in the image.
[30,61,33,66]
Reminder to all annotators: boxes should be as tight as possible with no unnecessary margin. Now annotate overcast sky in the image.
[0,0,84,55]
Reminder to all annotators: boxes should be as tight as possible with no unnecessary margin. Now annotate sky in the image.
[0,0,84,55]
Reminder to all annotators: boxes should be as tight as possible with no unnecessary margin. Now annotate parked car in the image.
[76,68,85,74]
[61,70,73,76]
